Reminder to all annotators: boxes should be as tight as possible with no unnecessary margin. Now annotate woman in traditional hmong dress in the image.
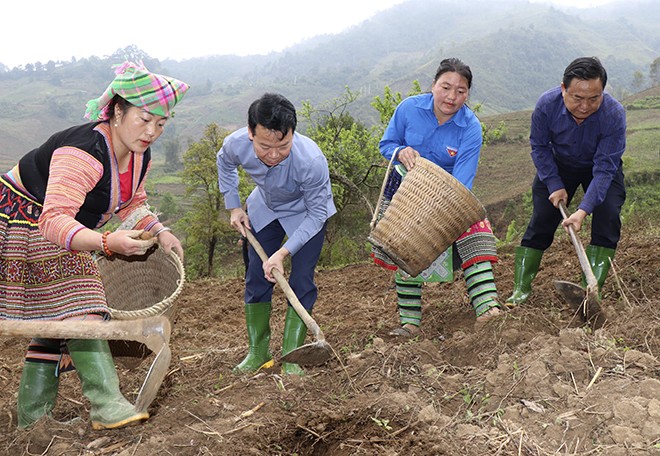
[374,58,503,337]
[0,62,189,429]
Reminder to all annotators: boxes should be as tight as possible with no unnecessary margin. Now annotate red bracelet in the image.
[101,231,113,256]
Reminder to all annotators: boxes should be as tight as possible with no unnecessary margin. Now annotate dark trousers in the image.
[241,235,249,277]
[245,220,327,311]
[521,165,626,251]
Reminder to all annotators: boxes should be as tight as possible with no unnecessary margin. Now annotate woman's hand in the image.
[154,230,184,260]
[397,147,420,170]
[105,230,156,256]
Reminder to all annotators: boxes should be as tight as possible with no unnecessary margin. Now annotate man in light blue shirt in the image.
[217,93,336,376]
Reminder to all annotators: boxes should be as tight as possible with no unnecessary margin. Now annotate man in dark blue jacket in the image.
[507,56,626,306]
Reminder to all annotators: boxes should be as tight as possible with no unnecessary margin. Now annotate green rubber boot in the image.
[582,245,616,298]
[281,307,308,376]
[67,339,148,430]
[17,361,59,428]
[233,302,274,373]
[505,246,544,307]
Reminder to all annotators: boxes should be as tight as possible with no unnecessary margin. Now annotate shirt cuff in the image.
[577,202,594,215]
[545,177,564,195]
[224,194,242,209]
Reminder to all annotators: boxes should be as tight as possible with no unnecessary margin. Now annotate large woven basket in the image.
[368,157,486,277]
[96,246,185,366]
[96,245,185,321]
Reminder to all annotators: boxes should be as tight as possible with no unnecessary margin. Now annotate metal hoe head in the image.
[243,227,334,368]
[0,316,172,414]
[135,343,172,412]
[554,202,607,330]
[553,280,606,329]
[280,340,333,366]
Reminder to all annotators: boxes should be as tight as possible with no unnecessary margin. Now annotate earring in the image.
[114,122,118,127]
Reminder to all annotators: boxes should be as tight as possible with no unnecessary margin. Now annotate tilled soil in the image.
[0,228,658,455]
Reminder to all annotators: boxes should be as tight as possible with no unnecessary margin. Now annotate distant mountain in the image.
[0,0,658,163]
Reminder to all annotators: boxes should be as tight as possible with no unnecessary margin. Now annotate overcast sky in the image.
[3,0,618,68]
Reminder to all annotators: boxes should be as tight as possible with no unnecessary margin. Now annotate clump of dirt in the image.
[0,227,658,455]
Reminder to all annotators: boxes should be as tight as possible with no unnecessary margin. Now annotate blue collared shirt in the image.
[379,93,483,189]
[530,86,626,214]
[217,127,337,256]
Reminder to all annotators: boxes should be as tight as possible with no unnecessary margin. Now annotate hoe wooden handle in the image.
[243,228,325,341]
[558,201,598,290]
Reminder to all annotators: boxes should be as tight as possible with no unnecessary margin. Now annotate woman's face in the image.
[114,106,167,154]
[431,71,470,123]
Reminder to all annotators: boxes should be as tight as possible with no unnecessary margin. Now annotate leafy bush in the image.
[626,96,660,110]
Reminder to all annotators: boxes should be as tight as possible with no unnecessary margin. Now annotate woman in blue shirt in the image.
[377,58,503,337]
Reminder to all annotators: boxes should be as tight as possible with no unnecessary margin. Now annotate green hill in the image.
[0,1,657,258]
[1,0,659,167]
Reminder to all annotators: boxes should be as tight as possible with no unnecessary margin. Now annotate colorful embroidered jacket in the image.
[16,122,158,250]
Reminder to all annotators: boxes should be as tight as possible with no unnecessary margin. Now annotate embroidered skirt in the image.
[0,176,110,320]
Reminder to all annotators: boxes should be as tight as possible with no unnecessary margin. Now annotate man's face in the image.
[561,78,604,124]
[248,124,293,167]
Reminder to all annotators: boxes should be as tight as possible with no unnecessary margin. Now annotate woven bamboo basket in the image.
[368,157,486,277]
[97,245,185,321]
[96,246,185,365]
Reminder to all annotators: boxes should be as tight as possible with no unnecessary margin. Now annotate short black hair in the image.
[562,57,608,89]
[434,58,473,89]
[247,93,297,138]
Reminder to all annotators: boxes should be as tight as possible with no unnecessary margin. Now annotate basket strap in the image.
[370,149,400,230]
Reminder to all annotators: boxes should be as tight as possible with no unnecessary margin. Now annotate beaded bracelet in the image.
[153,226,172,237]
[101,231,113,256]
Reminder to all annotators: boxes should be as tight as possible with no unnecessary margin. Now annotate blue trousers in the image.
[521,164,626,251]
[245,220,327,312]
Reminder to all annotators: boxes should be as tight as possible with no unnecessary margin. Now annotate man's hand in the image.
[230,208,250,236]
[263,248,289,284]
[548,189,568,208]
[562,209,588,233]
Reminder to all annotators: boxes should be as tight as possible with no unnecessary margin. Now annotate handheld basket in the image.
[97,245,185,321]
[368,157,486,277]
[96,246,185,366]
